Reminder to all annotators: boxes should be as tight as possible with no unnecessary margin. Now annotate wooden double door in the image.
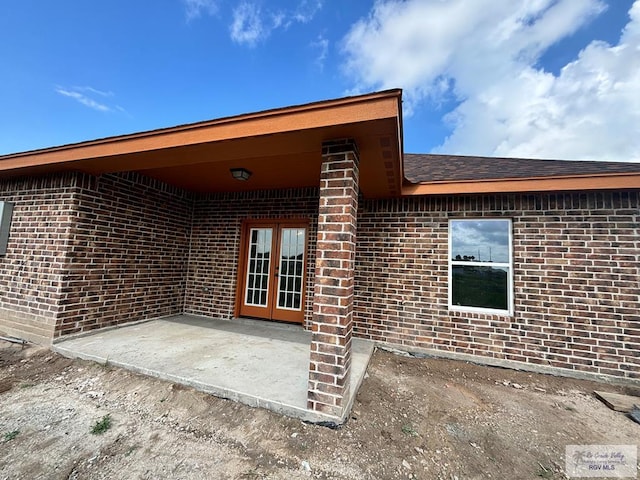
[237,220,307,323]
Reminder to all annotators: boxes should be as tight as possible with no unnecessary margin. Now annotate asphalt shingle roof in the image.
[403,153,640,184]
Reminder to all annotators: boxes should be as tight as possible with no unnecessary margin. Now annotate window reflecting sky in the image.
[451,220,510,263]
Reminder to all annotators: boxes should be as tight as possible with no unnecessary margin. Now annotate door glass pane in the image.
[277,228,305,311]
[245,228,272,307]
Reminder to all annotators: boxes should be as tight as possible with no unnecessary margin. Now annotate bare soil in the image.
[0,342,638,479]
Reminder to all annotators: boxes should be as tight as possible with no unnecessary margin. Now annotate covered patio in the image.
[52,315,375,424]
[1,90,403,422]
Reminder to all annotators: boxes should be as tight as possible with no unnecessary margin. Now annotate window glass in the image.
[451,265,509,310]
[449,219,512,313]
[451,220,510,263]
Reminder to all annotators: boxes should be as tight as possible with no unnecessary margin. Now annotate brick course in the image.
[354,191,640,380]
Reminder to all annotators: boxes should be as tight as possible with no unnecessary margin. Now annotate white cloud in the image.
[55,86,122,113]
[230,0,323,46]
[230,3,265,46]
[183,0,218,21]
[342,0,640,162]
[74,86,114,97]
[312,34,329,70]
[294,0,323,23]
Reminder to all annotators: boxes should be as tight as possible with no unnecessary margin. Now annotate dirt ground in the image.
[0,343,638,480]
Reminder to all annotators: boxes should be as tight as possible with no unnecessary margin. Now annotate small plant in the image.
[90,414,112,435]
[3,430,19,442]
[124,446,138,457]
[536,462,554,478]
[401,424,418,437]
[241,469,264,479]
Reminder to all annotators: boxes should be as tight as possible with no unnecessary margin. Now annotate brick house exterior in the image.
[354,191,639,380]
[1,90,639,420]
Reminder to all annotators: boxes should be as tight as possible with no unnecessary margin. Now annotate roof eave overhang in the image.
[402,172,640,196]
[0,89,404,198]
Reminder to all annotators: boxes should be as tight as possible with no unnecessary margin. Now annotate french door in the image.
[237,220,307,323]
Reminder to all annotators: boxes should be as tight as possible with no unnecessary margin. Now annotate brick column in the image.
[308,139,359,419]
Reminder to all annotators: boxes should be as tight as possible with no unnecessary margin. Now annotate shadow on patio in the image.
[52,315,374,424]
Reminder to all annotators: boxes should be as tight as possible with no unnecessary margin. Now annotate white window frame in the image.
[448,218,514,315]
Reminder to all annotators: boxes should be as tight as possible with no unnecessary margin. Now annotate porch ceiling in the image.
[0,90,403,198]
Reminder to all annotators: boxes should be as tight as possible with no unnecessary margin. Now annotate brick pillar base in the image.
[308,139,359,419]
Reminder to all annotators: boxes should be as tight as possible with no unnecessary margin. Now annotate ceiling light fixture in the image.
[230,167,252,181]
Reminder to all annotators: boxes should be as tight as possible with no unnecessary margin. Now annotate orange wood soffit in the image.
[0,90,402,171]
[402,172,640,196]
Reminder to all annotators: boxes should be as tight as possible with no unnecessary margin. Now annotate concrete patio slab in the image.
[52,315,374,424]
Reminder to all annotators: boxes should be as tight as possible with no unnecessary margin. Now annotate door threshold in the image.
[234,316,306,331]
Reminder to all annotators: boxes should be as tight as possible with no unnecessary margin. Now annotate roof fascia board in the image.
[0,90,402,171]
[402,172,640,196]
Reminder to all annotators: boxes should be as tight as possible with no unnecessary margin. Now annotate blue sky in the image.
[1,0,638,161]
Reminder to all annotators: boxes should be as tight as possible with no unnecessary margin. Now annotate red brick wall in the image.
[54,172,192,337]
[1,175,319,340]
[3,168,637,383]
[354,191,640,380]
[185,188,318,327]
[0,174,78,343]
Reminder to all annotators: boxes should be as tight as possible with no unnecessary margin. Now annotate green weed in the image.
[3,430,19,442]
[90,414,112,435]
[124,446,138,457]
[401,424,418,437]
[536,463,554,478]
